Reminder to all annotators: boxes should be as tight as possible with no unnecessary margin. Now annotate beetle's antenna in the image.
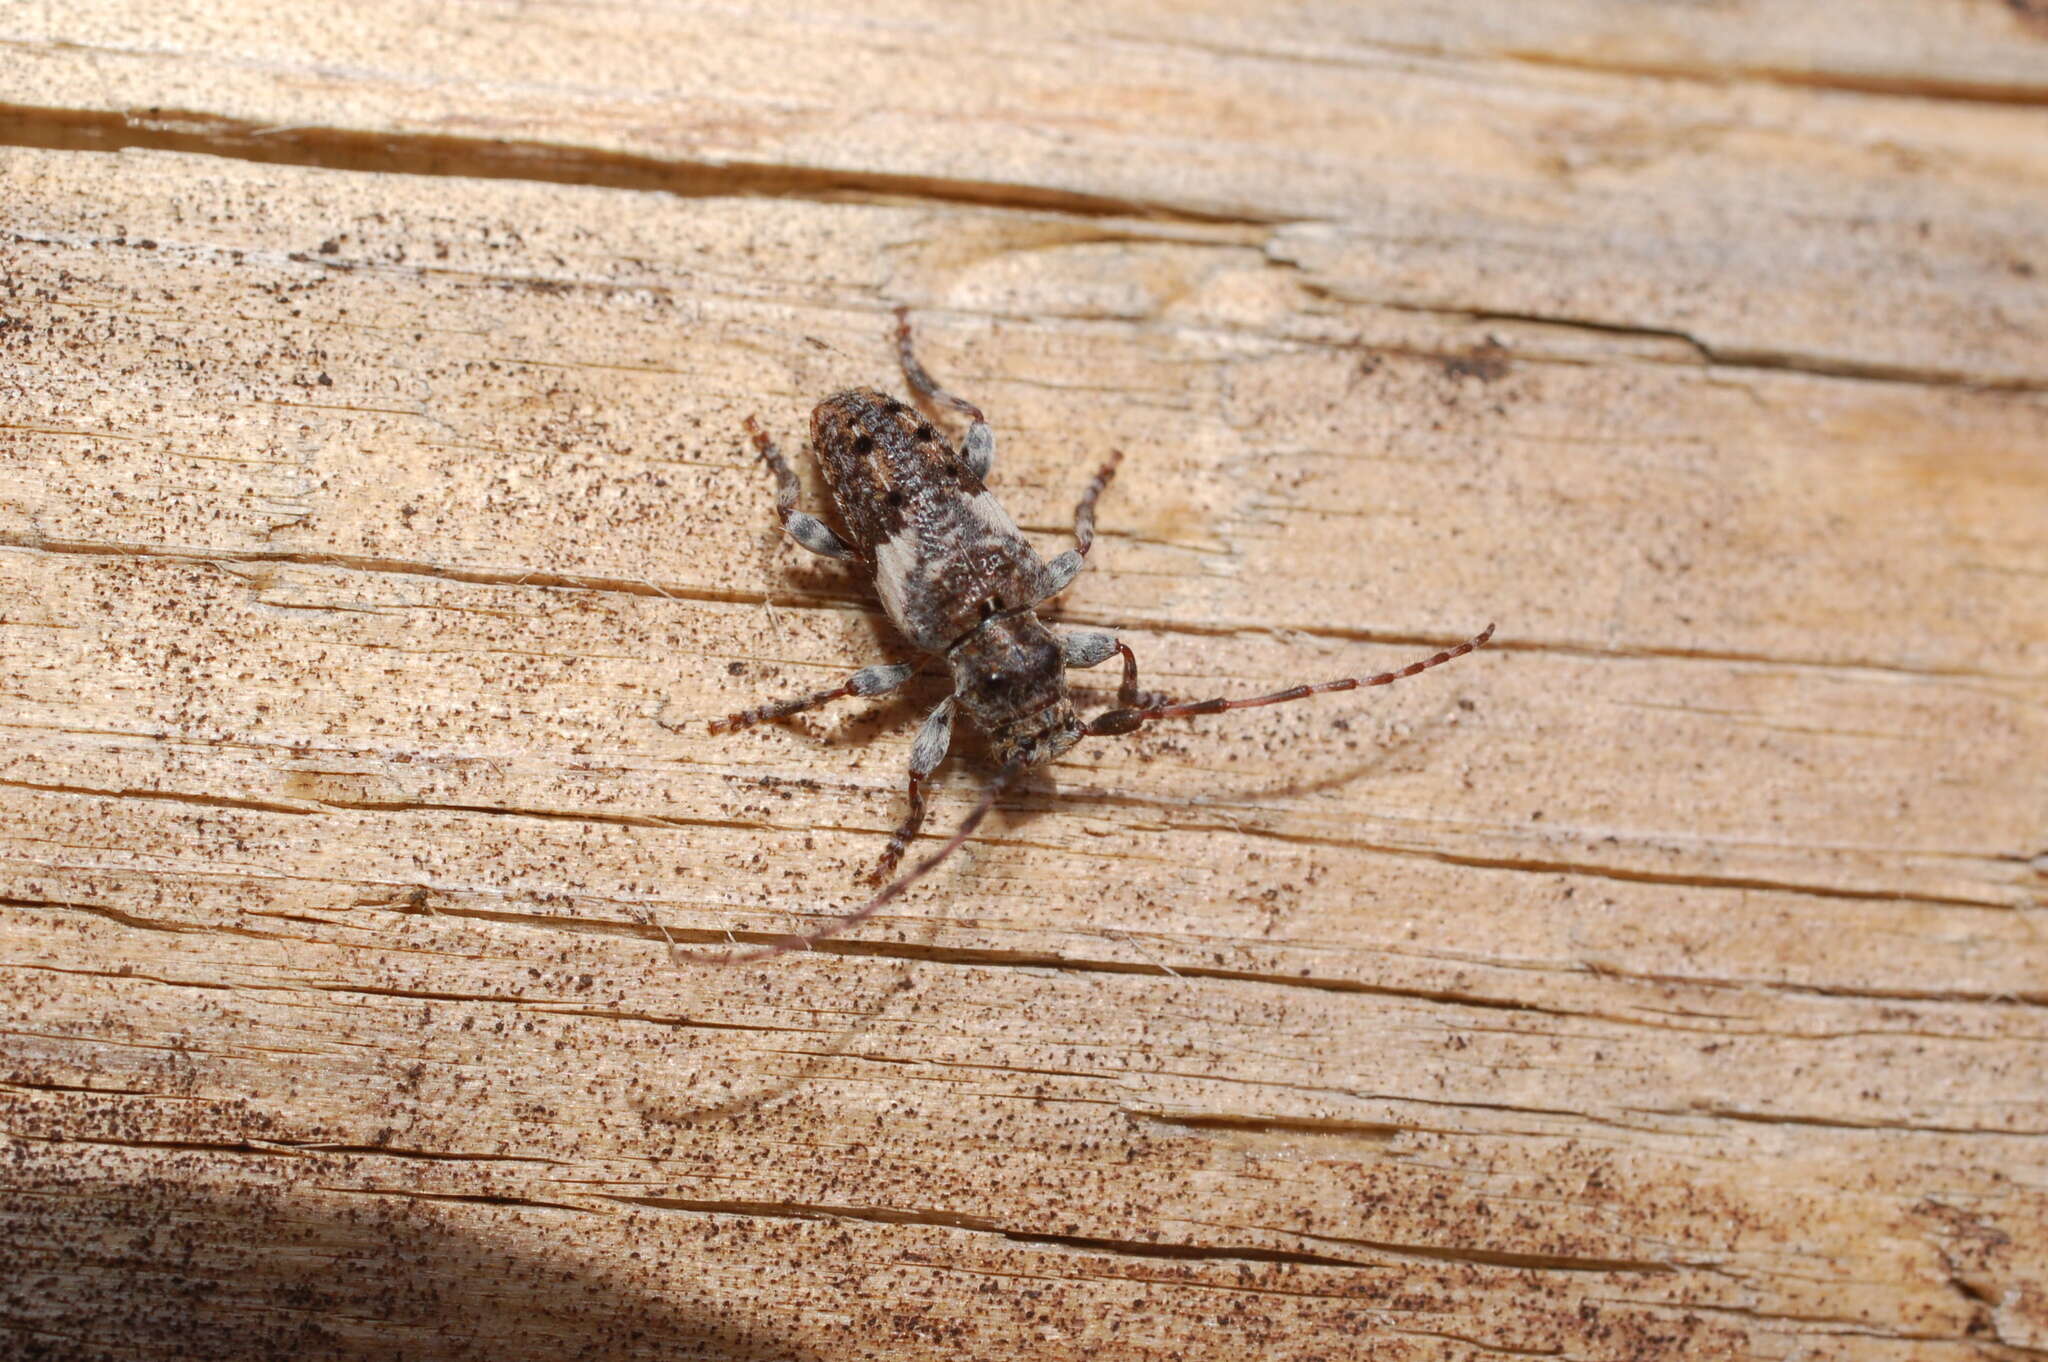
[693,758,1026,964]
[1086,624,1495,738]
[894,304,985,423]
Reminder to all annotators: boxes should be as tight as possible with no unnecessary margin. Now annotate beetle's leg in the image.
[710,662,916,734]
[1061,631,1146,708]
[866,696,956,885]
[894,307,995,480]
[743,415,855,560]
[1039,449,1122,601]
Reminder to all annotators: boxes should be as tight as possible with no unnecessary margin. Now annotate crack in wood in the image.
[0,100,1276,227]
[1498,47,2048,110]
[601,1193,1677,1276]
[10,530,2037,685]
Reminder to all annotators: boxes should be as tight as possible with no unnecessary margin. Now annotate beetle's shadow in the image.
[1046,695,1475,820]
[635,939,931,1128]
[757,562,867,607]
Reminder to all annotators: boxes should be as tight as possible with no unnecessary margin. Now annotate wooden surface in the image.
[3,5,2046,1359]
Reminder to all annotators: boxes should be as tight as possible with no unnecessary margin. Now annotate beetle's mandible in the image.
[707,308,1493,960]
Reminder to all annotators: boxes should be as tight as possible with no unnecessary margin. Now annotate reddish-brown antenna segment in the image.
[1087,624,1495,738]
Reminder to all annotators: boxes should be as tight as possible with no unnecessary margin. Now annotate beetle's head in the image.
[948,615,1082,769]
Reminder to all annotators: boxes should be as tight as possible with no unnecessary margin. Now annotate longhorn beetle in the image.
[707,308,1493,961]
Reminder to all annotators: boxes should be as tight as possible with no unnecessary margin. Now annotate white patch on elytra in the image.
[965,491,1024,543]
[873,531,918,628]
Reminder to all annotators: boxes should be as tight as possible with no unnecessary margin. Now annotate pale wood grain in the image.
[2,5,2046,1360]
[7,2,2047,385]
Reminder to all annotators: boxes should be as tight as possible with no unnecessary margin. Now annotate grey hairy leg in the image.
[1062,630,1145,707]
[1037,449,1123,603]
[743,414,855,560]
[710,662,915,734]
[894,307,995,480]
[867,696,957,885]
